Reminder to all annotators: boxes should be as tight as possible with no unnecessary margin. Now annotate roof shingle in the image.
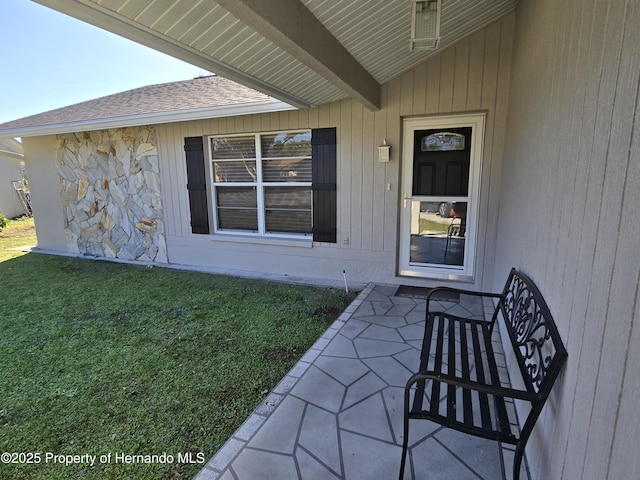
[0,75,272,133]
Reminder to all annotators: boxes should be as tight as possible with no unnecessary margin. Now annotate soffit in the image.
[35,0,516,109]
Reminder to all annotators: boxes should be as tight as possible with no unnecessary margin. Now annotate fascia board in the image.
[0,101,297,139]
[0,150,24,160]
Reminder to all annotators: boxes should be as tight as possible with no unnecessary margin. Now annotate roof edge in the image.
[0,100,296,139]
[0,149,24,160]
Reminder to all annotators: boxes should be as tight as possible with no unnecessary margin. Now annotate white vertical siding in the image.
[154,13,515,287]
[496,0,640,478]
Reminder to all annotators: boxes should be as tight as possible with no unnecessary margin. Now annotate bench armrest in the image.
[426,286,502,303]
[426,287,503,320]
[406,370,540,403]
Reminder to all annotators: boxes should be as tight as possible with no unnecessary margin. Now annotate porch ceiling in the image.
[34,0,516,111]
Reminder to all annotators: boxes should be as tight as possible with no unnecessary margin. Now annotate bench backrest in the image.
[493,269,568,399]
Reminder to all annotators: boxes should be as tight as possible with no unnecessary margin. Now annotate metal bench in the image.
[399,268,567,480]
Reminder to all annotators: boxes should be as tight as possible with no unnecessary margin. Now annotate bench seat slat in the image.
[459,320,474,426]
[447,314,456,420]
[469,319,493,431]
[483,323,512,436]
[429,314,446,416]
[411,313,434,413]
[409,313,515,443]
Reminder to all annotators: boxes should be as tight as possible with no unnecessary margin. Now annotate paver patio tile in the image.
[404,309,426,324]
[299,404,341,473]
[311,336,331,351]
[272,374,299,395]
[354,314,406,328]
[254,392,284,415]
[381,386,405,443]
[340,431,402,480]
[296,448,341,479]
[214,470,233,480]
[408,437,479,480]
[231,449,298,480]
[387,303,417,316]
[193,466,218,480]
[290,366,345,413]
[366,289,396,302]
[233,413,266,441]
[288,360,312,378]
[393,348,421,372]
[390,295,418,305]
[359,323,405,342]
[436,428,503,479]
[362,356,413,387]
[205,438,245,471]
[322,334,358,357]
[501,446,529,480]
[350,301,376,317]
[339,393,394,442]
[248,395,305,453]
[353,337,412,358]
[371,301,394,315]
[314,356,369,386]
[342,371,387,409]
[397,323,426,342]
[337,318,370,339]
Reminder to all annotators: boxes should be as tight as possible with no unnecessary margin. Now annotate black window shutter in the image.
[184,136,210,234]
[311,128,337,243]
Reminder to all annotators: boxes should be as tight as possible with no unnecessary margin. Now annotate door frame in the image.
[398,113,485,281]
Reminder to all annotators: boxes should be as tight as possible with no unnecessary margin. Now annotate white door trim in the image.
[398,113,485,281]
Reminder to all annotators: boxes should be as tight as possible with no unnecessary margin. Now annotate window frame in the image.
[207,130,313,239]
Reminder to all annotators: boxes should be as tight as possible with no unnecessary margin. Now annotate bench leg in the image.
[399,386,412,480]
[399,417,409,479]
[513,443,525,480]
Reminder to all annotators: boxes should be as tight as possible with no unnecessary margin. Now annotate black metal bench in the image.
[399,269,567,480]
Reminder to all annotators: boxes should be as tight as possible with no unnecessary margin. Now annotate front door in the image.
[399,114,485,280]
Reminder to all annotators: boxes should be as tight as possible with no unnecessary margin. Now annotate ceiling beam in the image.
[215,0,381,111]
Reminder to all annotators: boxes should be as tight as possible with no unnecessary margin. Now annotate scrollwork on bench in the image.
[400,269,567,480]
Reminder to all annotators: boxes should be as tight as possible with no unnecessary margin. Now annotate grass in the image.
[419,217,449,235]
[0,216,37,262]
[0,220,353,479]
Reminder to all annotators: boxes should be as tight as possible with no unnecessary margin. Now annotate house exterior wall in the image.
[495,0,640,479]
[156,14,514,288]
[55,127,167,262]
[21,15,513,289]
[0,154,23,219]
[21,136,67,251]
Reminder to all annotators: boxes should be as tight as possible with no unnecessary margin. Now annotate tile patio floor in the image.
[195,284,530,480]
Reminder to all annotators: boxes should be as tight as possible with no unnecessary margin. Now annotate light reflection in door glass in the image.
[409,201,467,266]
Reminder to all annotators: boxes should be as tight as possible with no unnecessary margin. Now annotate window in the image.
[184,128,337,242]
[210,131,312,237]
[421,132,466,151]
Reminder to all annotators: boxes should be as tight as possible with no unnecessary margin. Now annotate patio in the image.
[195,284,529,480]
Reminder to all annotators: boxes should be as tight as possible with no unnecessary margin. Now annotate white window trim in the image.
[208,130,313,240]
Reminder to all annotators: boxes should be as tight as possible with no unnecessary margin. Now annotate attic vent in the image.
[410,0,441,50]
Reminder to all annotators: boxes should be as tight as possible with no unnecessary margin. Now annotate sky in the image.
[0,0,212,124]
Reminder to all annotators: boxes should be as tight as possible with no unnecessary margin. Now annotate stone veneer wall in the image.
[55,126,168,263]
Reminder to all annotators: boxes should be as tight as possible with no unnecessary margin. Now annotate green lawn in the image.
[0,220,351,479]
[0,216,37,262]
